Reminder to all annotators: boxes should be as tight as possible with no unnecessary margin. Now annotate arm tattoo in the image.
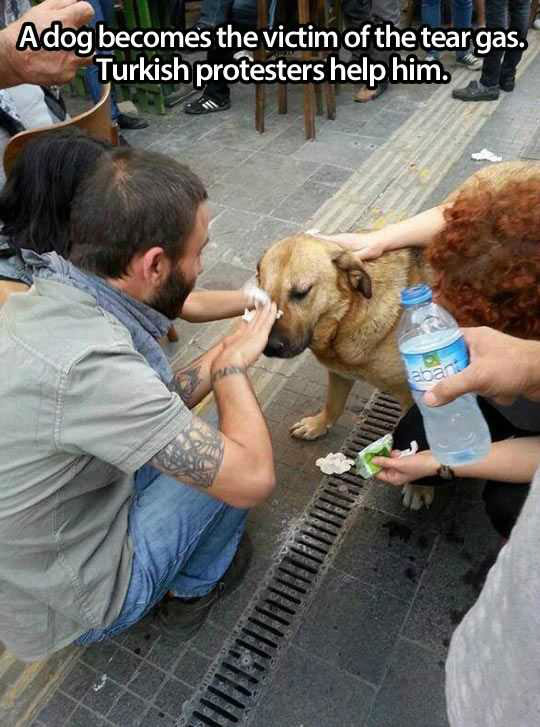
[175,364,202,407]
[211,366,246,385]
[151,418,224,488]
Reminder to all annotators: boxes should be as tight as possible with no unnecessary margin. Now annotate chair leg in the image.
[530,0,539,25]
[304,84,316,140]
[278,83,288,114]
[406,0,416,26]
[167,325,178,343]
[324,82,336,120]
[315,84,324,115]
[255,85,266,133]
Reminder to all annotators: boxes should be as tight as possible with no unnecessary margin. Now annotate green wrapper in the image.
[355,434,393,478]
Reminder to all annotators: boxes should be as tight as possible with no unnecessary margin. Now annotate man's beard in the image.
[150,266,194,320]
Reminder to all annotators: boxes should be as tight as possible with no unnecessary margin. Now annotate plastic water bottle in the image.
[397,284,491,466]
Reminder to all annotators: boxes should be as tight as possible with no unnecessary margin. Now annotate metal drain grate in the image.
[179,391,402,727]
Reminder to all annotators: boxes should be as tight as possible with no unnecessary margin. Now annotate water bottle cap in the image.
[400,284,433,306]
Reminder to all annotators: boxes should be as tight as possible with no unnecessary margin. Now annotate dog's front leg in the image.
[290,371,354,440]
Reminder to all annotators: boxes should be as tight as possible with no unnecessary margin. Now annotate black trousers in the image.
[480,0,531,86]
[393,398,536,538]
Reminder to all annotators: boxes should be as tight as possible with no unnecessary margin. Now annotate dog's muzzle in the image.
[263,331,310,359]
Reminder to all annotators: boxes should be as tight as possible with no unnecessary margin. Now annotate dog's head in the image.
[258,234,372,358]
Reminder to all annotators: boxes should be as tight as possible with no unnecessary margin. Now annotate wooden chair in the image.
[3,83,118,178]
[255,0,336,141]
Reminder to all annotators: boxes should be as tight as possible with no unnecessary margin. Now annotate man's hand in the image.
[424,328,540,408]
[0,0,94,89]
[372,450,438,487]
[212,301,277,377]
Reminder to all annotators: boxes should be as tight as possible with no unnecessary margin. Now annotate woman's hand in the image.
[305,230,387,260]
[372,450,439,487]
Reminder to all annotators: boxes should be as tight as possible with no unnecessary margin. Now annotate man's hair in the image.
[0,129,112,257]
[69,148,208,278]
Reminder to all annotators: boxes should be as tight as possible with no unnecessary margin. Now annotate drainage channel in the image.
[178,391,402,727]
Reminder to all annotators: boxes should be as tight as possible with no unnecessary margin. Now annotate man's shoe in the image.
[117,113,148,130]
[499,76,515,92]
[157,532,253,642]
[452,80,499,102]
[184,93,231,114]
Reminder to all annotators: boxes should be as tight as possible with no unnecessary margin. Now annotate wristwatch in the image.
[437,464,456,480]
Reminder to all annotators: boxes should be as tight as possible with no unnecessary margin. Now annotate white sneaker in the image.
[457,51,481,69]
[425,54,438,63]
[533,17,540,30]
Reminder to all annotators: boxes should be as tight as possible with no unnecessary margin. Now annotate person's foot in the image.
[425,53,439,63]
[353,83,388,103]
[499,75,515,92]
[184,92,231,114]
[452,80,499,102]
[456,51,481,70]
[116,113,148,130]
[533,16,540,30]
[157,532,253,642]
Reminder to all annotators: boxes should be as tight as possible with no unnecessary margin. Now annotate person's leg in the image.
[85,0,119,120]
[343,0,389,102]
[453,0,480,66]
[422,0,442,59]
[198,0,235,27]
[184,40,234,112]
[499,0,531,87]
[77,466,247,644]
[479,0,510,86]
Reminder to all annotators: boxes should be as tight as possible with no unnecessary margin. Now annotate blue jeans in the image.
[480,0,531,86]
[199,0,235,26]
[77,466,247,645]
[85,0,120,120]
[422,0,473,59]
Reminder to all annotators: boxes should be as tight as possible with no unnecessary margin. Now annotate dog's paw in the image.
[401,484,435,511]
[290,414,330,440]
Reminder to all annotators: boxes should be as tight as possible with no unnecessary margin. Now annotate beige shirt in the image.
[0,279,191,661]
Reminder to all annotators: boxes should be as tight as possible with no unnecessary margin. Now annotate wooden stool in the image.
[255,0,336,140]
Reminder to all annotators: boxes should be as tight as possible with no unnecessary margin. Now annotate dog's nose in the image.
[263,334,286,358]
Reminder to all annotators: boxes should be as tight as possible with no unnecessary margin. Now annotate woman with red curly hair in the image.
[324,160,540,537]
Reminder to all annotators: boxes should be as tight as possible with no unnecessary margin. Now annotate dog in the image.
[259,233,434,510]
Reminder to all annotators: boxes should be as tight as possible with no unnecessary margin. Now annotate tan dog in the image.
[259,233,434,509]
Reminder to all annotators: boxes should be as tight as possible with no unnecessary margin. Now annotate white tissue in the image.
[471,148,502,163]
[398,440,419,458]
[243,281,270,307]
[242,308,283,322]
[316,452,355,475]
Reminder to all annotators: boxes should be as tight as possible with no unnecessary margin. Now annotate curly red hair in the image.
[427,176,540,339]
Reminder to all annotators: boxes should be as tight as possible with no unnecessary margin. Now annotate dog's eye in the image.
[290,286,312,301]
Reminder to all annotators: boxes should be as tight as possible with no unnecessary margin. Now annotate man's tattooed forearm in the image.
[211,366,246,385]
[151,418,224,488]
[175,364,202,407]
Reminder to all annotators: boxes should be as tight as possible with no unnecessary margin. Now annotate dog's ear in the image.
[332,251,372,299]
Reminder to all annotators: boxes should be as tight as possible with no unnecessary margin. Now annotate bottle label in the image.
[400,336,469,392]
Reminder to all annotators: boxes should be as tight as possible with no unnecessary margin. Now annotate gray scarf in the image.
[23,250,175,387]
